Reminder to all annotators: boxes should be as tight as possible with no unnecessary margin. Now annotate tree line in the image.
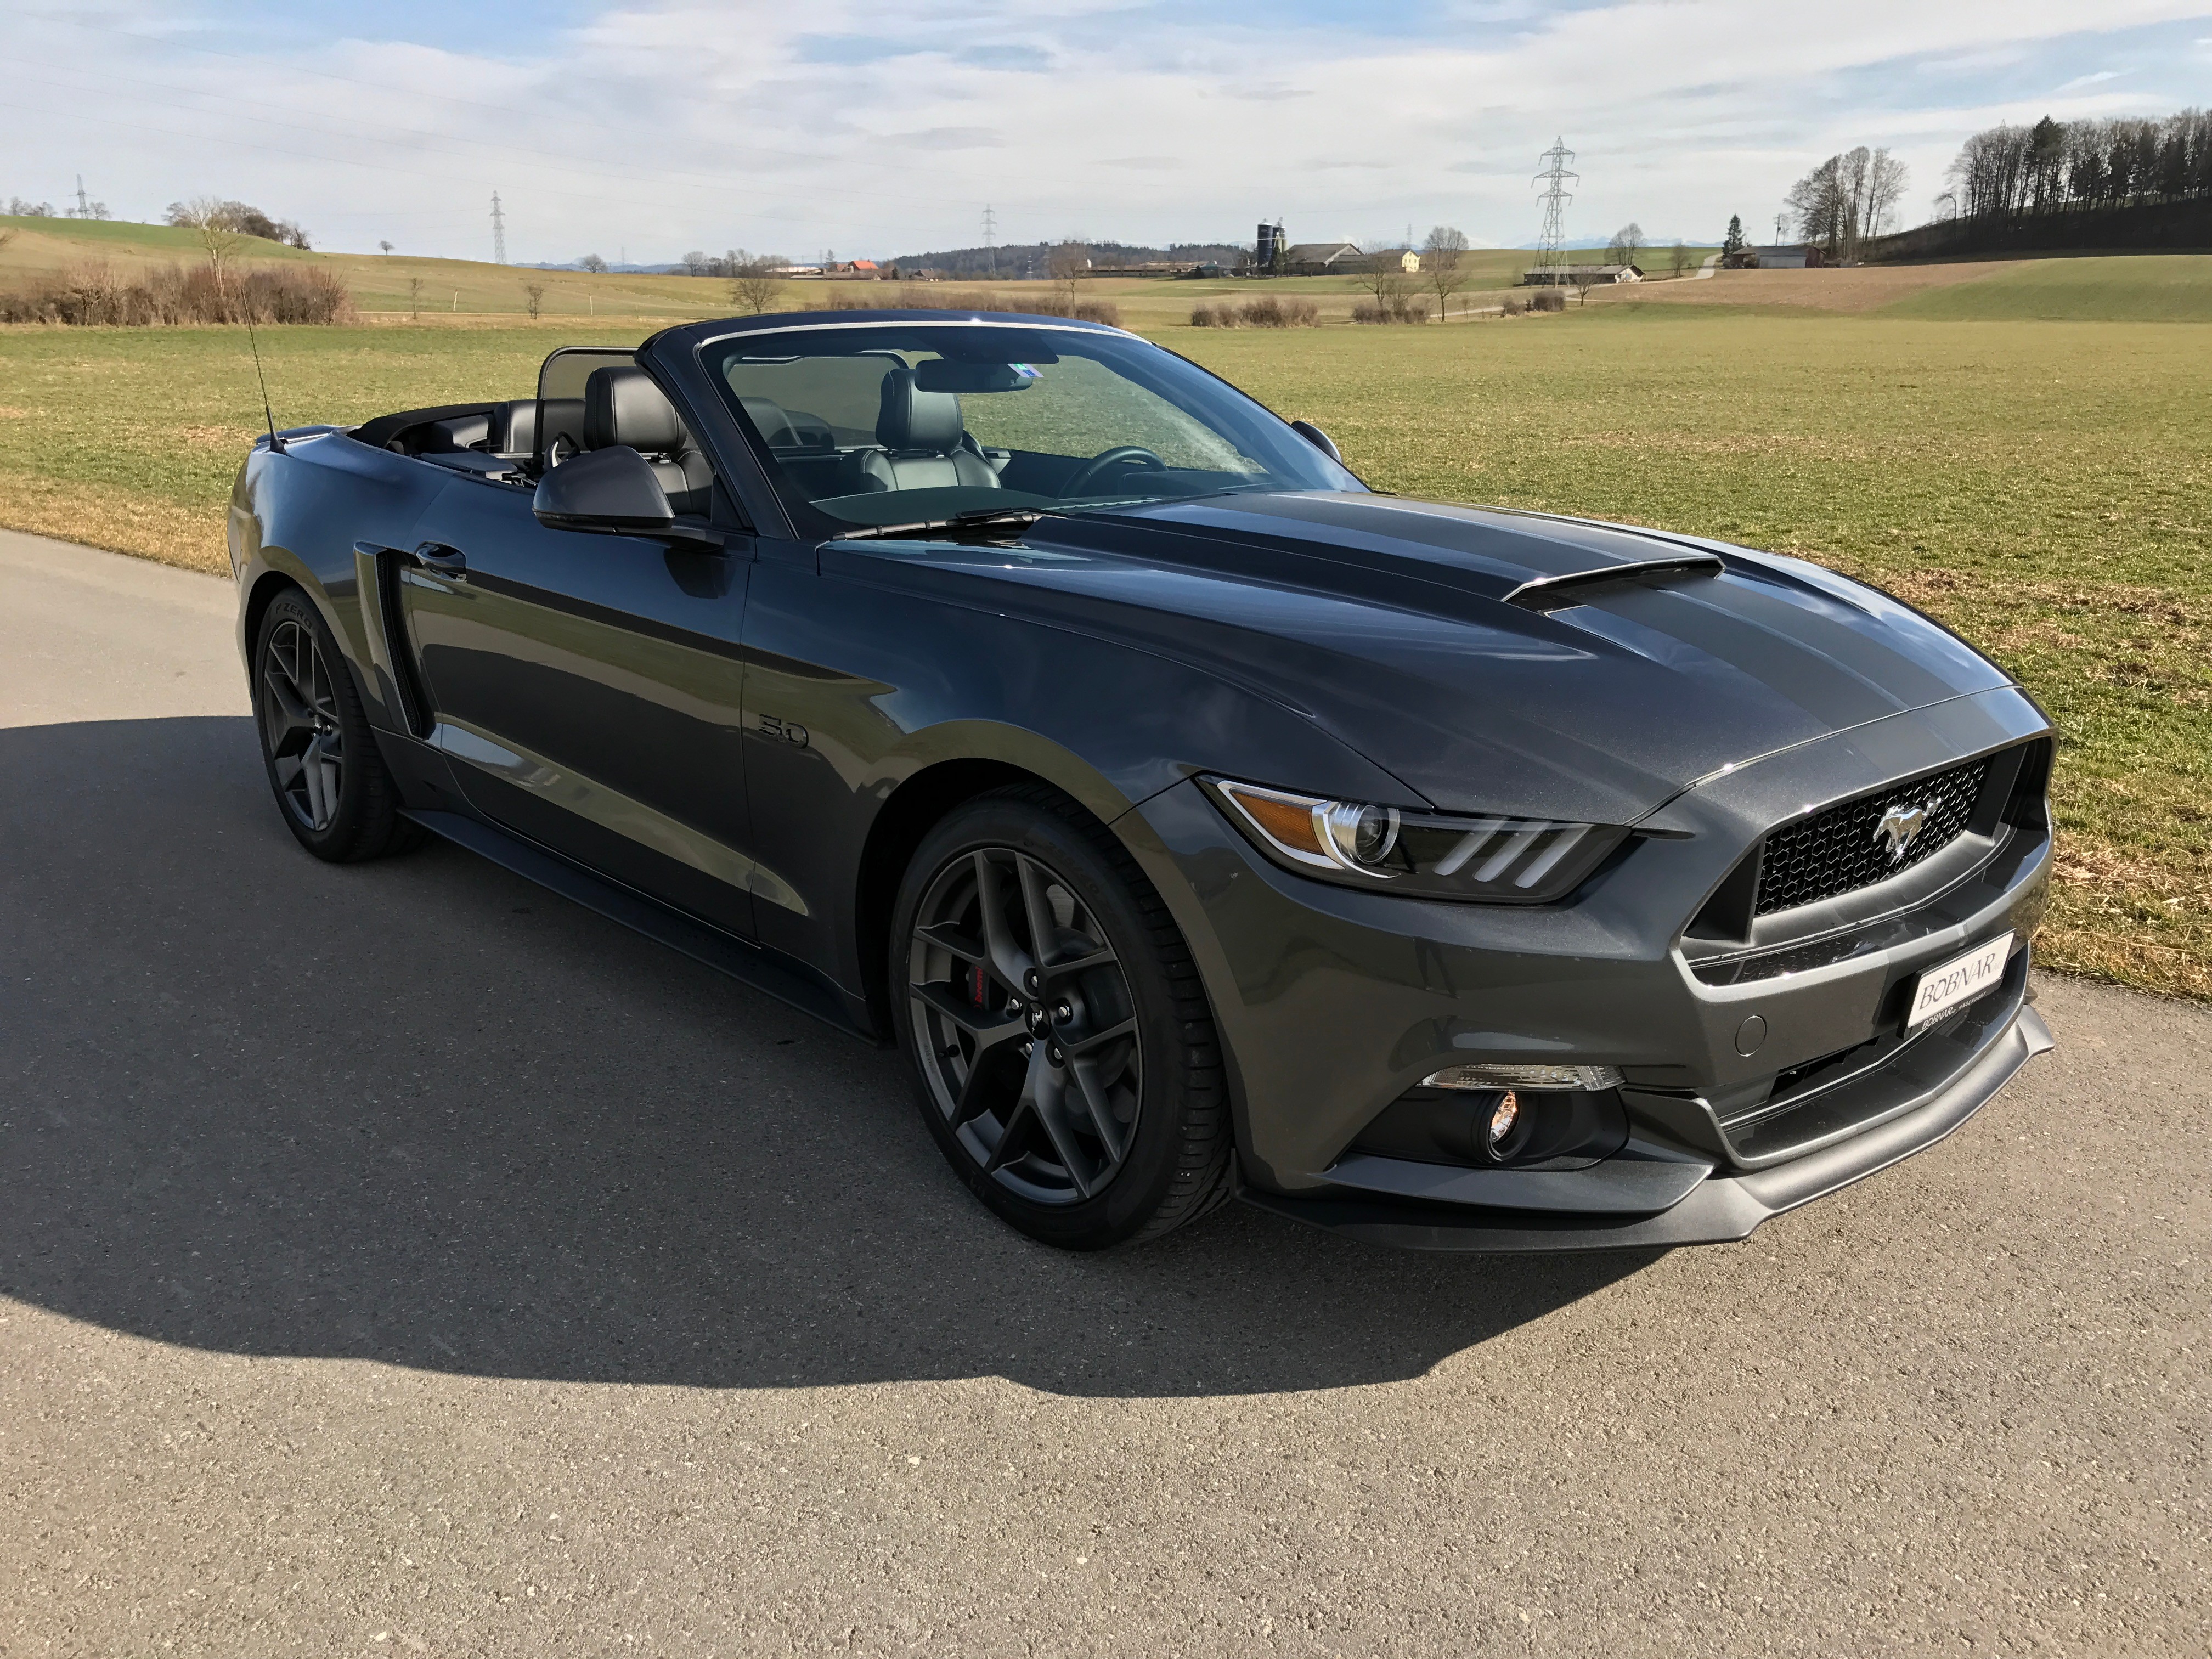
[1940,108,2212,222]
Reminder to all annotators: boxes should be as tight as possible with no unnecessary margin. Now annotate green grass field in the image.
[3,249,2207,999]
[1882,253,2212,322]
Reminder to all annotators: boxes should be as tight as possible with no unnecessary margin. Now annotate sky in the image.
[6,1,2211,264]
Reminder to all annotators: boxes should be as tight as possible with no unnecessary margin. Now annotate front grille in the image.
[1755,758,1989,916]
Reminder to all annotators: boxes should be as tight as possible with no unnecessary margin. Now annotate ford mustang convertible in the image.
[228,310,2053,1251]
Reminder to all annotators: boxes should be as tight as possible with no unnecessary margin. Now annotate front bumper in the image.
[1120,687,2056,1249]
[1242,994,2051,1252]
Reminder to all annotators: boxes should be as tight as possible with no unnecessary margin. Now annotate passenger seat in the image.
[838,369,1000,494]
[580,367,713,516]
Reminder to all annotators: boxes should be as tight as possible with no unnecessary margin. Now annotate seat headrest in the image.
[876,368,963,453]
[584,366,687,453]
[737,396,799,449]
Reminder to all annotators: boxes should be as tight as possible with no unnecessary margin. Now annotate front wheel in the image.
[252,589,422,863]
[891,786,1233,1249]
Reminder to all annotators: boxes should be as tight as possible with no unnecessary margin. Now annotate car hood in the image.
[832,490,2016,825]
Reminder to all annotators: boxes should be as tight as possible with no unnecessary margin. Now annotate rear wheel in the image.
[891,786,1233,1249]
[252,589,422,863]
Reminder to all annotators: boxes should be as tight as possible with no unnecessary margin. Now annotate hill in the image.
[1597,253,2212,321]
[1878,254,2212,322]
[1,215,756,320]
[885,240,1256,277]
[2,218,1713,328]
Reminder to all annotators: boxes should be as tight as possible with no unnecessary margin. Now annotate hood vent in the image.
[1501,552,1725,612]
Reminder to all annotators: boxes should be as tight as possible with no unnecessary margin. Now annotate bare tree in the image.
[1668,239,1692,278]
[1606,222,1644,269]
[1422,224,1470,319]
[728,250,783,314]
[406,275,423,320]
[1789,147,1909,259]
[578,253,608,274]
[522,281,546,319]
[1866,149,1909,239]
[680,250,711,277]
[1358,244,1412,309]
[1046,241,1090,306]
[378,240,394,256]
[169,195,247,298]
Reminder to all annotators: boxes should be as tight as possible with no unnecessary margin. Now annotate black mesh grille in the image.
[1754,758,1989,917]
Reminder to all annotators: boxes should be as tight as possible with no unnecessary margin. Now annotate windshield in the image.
[701,321,1362,535]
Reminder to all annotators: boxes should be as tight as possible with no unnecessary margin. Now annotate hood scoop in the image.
[1503,552,1726,612]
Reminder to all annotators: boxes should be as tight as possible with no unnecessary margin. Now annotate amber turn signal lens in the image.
[1231,786,1328,857]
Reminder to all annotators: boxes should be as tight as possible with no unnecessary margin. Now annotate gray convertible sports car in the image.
[229,309,2053,1251]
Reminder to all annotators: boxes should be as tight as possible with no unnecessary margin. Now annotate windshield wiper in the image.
[833,507,1050,542]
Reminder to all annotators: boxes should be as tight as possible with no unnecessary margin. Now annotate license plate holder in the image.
[1905,932,2015,1031]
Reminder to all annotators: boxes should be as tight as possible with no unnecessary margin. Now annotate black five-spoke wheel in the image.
[251,589,421,864]
[891,786,1233,1249]
[261,613,347,832]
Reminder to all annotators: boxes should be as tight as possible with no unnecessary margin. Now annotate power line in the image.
[490,190,506,266]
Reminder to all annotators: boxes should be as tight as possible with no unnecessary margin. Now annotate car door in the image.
[386,472,764,940]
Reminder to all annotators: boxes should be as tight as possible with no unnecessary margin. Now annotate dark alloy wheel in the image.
[892,786,1233,1249]
[252,589,422,863]
[261,612,346,832]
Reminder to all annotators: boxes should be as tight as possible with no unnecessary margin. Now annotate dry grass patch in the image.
[0,474,229,574]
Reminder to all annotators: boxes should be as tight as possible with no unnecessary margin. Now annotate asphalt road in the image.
[2,527,2206,1657]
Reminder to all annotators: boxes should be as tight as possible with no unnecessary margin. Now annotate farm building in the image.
[1725,245,1826,269]
[1284,241,1363,273]
[1283,242,1421,275]
[1520,263,1644,286]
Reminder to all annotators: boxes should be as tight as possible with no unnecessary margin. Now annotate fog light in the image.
[1423,1062,1624,1091]
[1486,1091,1521,1154]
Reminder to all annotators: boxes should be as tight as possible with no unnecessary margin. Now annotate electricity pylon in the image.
[490,191,507,266]
[1532,138,1578,273]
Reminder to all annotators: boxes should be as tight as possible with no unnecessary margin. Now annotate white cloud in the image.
[5,0,2211,260]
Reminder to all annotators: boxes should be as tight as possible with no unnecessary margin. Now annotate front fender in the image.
[740,549,1409,1003]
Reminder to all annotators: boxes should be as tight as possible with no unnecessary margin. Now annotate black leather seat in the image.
[580,367,713,516]
[838,369,1000,494]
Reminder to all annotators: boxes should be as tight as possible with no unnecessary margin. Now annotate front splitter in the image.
[1238,1004,2053,1252]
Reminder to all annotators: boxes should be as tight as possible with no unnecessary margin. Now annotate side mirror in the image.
[1290,420,1342,463]
[532,445,722,547]
[533,444,675,534]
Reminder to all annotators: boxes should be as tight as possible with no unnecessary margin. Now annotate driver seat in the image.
[838,369,1000,494]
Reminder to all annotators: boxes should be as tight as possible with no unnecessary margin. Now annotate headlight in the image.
[1206,777,1627,903]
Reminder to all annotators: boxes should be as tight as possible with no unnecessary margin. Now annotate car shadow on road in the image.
[1,718,1658,1398]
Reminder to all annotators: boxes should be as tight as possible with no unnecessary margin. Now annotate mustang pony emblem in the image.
[1874,802,1931,862]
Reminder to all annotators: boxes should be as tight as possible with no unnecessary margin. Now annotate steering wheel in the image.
[1062,445,1167,499]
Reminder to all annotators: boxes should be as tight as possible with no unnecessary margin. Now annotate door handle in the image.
[413,542,468,579]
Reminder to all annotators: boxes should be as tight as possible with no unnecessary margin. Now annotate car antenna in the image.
[245,312,285,454]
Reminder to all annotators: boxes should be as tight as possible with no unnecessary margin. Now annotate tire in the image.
[252,588,424,863]
[890,784,1234,1250]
